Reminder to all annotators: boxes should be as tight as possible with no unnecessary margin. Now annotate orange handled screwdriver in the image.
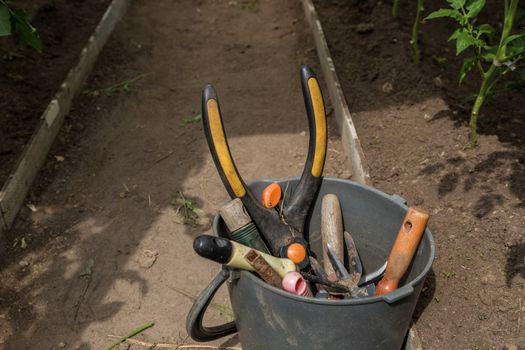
[375,207,429,296]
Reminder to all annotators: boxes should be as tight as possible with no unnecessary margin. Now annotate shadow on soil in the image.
[412,269,436,324]
[419,150,525,217]
[0,0,341,348]
[505,241,525,287]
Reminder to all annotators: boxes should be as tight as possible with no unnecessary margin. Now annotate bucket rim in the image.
[215,176,436,305]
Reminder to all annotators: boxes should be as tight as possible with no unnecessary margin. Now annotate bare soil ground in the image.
[316,0,525,349]
[0,0,110,184]
[0,0,350,349]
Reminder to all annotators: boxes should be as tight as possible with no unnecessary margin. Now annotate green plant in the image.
[392,0,400,17]
[172,191,209,226]
[182,113,202,125]
[240,0,258,12]
[411,0,425,63]
[426,0,525,146]
[0,0,41,51]
[391,0,426,64]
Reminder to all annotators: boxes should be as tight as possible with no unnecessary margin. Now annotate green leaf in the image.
[476,24,495,39]
[425,8,462,22]
[447,0,466,10]
[459,57,476,84]
[449,29,484,55]
[502,33,525,47]
[10,9,42,52]
[466,0,485,18]
[481,46,497,62]
[0,4,11,36]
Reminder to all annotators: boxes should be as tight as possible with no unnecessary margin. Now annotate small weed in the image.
[172,191,209,227]
[434,296,440,303]
[182,113,202,125]
[433,55,448,65]
[441,270,456,279]
[240,0,258,12]
[84,72,152,96]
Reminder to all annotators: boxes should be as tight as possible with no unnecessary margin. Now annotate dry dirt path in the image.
[0,0,350,349]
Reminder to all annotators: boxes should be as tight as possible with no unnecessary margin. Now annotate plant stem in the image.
[468,0,518,147]
[411,0,424,63]
[469,64,496,146]
[392,0,400,18]
[498,0,519,60]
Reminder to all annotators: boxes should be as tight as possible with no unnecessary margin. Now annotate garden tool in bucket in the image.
[186,178,435,349]
[199,65,327,269]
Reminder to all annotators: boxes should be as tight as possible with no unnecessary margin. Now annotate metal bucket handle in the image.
[186,268,237,341]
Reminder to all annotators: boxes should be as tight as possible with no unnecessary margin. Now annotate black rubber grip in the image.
[283,66,327,233]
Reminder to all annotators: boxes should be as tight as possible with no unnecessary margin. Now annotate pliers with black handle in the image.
[201,65,327,269]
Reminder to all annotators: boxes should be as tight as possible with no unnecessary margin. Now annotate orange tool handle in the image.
[375,207,429,296]
[261,183,282,209]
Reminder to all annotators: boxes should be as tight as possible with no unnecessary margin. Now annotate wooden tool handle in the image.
[219,198,251,232]
[321,194,344,276]
[245,249,283,288]
[376,207,429,296]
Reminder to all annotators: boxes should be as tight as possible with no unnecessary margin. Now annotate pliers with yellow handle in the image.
[201,65,327,269]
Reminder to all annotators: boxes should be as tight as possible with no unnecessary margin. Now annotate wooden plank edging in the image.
[0,0,131,237]
[300,0,371,185]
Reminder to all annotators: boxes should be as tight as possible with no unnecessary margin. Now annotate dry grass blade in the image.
[106,335,241,349]
[84,72,152,96]
[103,322,155,350]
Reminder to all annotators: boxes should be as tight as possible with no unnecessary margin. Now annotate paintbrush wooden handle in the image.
[376,207,429,296]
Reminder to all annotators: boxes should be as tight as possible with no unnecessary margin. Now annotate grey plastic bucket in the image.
[186,177,435,350]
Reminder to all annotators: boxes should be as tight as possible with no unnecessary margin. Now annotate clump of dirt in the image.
[315,0,525,348]
[0,0,110,184]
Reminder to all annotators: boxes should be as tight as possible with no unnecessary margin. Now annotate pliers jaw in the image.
[201,66,327,268]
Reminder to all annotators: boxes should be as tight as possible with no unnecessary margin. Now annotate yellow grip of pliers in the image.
[306,77,327,178]
[206,98,246,198]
